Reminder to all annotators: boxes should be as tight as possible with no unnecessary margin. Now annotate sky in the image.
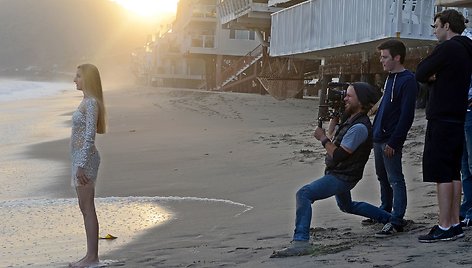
[110,0,178,19]
[0,0,178,73]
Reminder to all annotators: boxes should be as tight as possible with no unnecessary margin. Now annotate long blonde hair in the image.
[78,63,107,134]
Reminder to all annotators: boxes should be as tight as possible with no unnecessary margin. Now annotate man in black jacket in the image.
[416,9,472,243]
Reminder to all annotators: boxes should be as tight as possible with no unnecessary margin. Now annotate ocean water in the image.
[0,79,72,102]
[0,79,74,149]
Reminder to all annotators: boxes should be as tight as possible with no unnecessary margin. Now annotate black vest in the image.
[325,113,373,183]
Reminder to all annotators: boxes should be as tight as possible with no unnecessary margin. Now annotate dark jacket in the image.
[372,70,418,150]
[325,113,372,183]
[416,35,472,122]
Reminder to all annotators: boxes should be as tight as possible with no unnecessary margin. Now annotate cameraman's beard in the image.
[344,103,363,118]
[344,103,354,116]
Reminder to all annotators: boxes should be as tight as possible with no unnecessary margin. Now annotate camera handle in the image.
[317,103,329,128]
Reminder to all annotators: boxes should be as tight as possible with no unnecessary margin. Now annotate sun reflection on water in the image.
[0,197,173,267]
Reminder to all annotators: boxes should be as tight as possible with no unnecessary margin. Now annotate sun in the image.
[110,0,178,19]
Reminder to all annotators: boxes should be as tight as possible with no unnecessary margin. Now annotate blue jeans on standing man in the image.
[461,111,472,220]
[373,142,407,227]
[293,174,392,241]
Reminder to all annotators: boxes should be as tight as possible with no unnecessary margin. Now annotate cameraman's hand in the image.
[384,144,395,158]
[314,127,326,141]
[327,117,339,139]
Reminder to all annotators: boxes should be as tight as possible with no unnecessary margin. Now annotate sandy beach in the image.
[3,82,472,267]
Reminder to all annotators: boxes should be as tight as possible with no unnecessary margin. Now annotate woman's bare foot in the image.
[69,256,99,268]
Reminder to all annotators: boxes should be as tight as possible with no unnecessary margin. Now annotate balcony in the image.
[176,3,218,31]
[217,0,282,30]
[192,4,218,21]
[270,0,437,58]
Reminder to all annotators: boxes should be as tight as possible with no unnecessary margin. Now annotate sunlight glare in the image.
[110,0,178,18]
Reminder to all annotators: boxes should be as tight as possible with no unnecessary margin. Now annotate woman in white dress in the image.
[69,63,106,267]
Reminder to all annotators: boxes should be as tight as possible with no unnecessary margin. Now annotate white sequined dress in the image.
[70,96,100,187]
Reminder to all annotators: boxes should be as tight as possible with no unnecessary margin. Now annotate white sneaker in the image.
[270,240,313,258]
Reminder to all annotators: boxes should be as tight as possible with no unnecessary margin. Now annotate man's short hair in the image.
[377,39,406,64]
[434,9,467,35]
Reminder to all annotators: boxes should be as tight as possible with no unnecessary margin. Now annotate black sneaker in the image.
[361,218,378,226]
[374,222,403,238]
[418,225,455,243]
[460,218,472,228]
[451,224,464,239]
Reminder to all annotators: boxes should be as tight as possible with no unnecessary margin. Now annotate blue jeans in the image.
[373,142,407,226]
[293,174,392,241]
[461,111,472,219]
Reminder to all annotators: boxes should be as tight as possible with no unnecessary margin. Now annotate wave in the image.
[0,79,71,102]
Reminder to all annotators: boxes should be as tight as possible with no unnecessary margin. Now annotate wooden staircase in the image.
[216,44,263,91]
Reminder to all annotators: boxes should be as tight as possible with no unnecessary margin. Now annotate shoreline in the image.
[0,88,76,201]
[2,84,263,267]
[7,84,472,267]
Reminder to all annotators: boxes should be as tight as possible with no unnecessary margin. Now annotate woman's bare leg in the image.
[70,183,99,267]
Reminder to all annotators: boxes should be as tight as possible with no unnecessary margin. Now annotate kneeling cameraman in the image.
[272,82,390,258]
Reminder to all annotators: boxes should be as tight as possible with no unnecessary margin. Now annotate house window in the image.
[191,35,215,48]
[229,29,256,40]
[190,29,215,48]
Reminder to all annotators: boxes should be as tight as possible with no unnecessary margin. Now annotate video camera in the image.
[317,82,350,127]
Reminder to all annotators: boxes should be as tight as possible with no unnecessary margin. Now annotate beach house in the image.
[133,0,262,90]
[133,0,471,98]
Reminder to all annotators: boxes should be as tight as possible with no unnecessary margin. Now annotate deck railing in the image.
[270,0,436,57]
[217,0,255,24]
